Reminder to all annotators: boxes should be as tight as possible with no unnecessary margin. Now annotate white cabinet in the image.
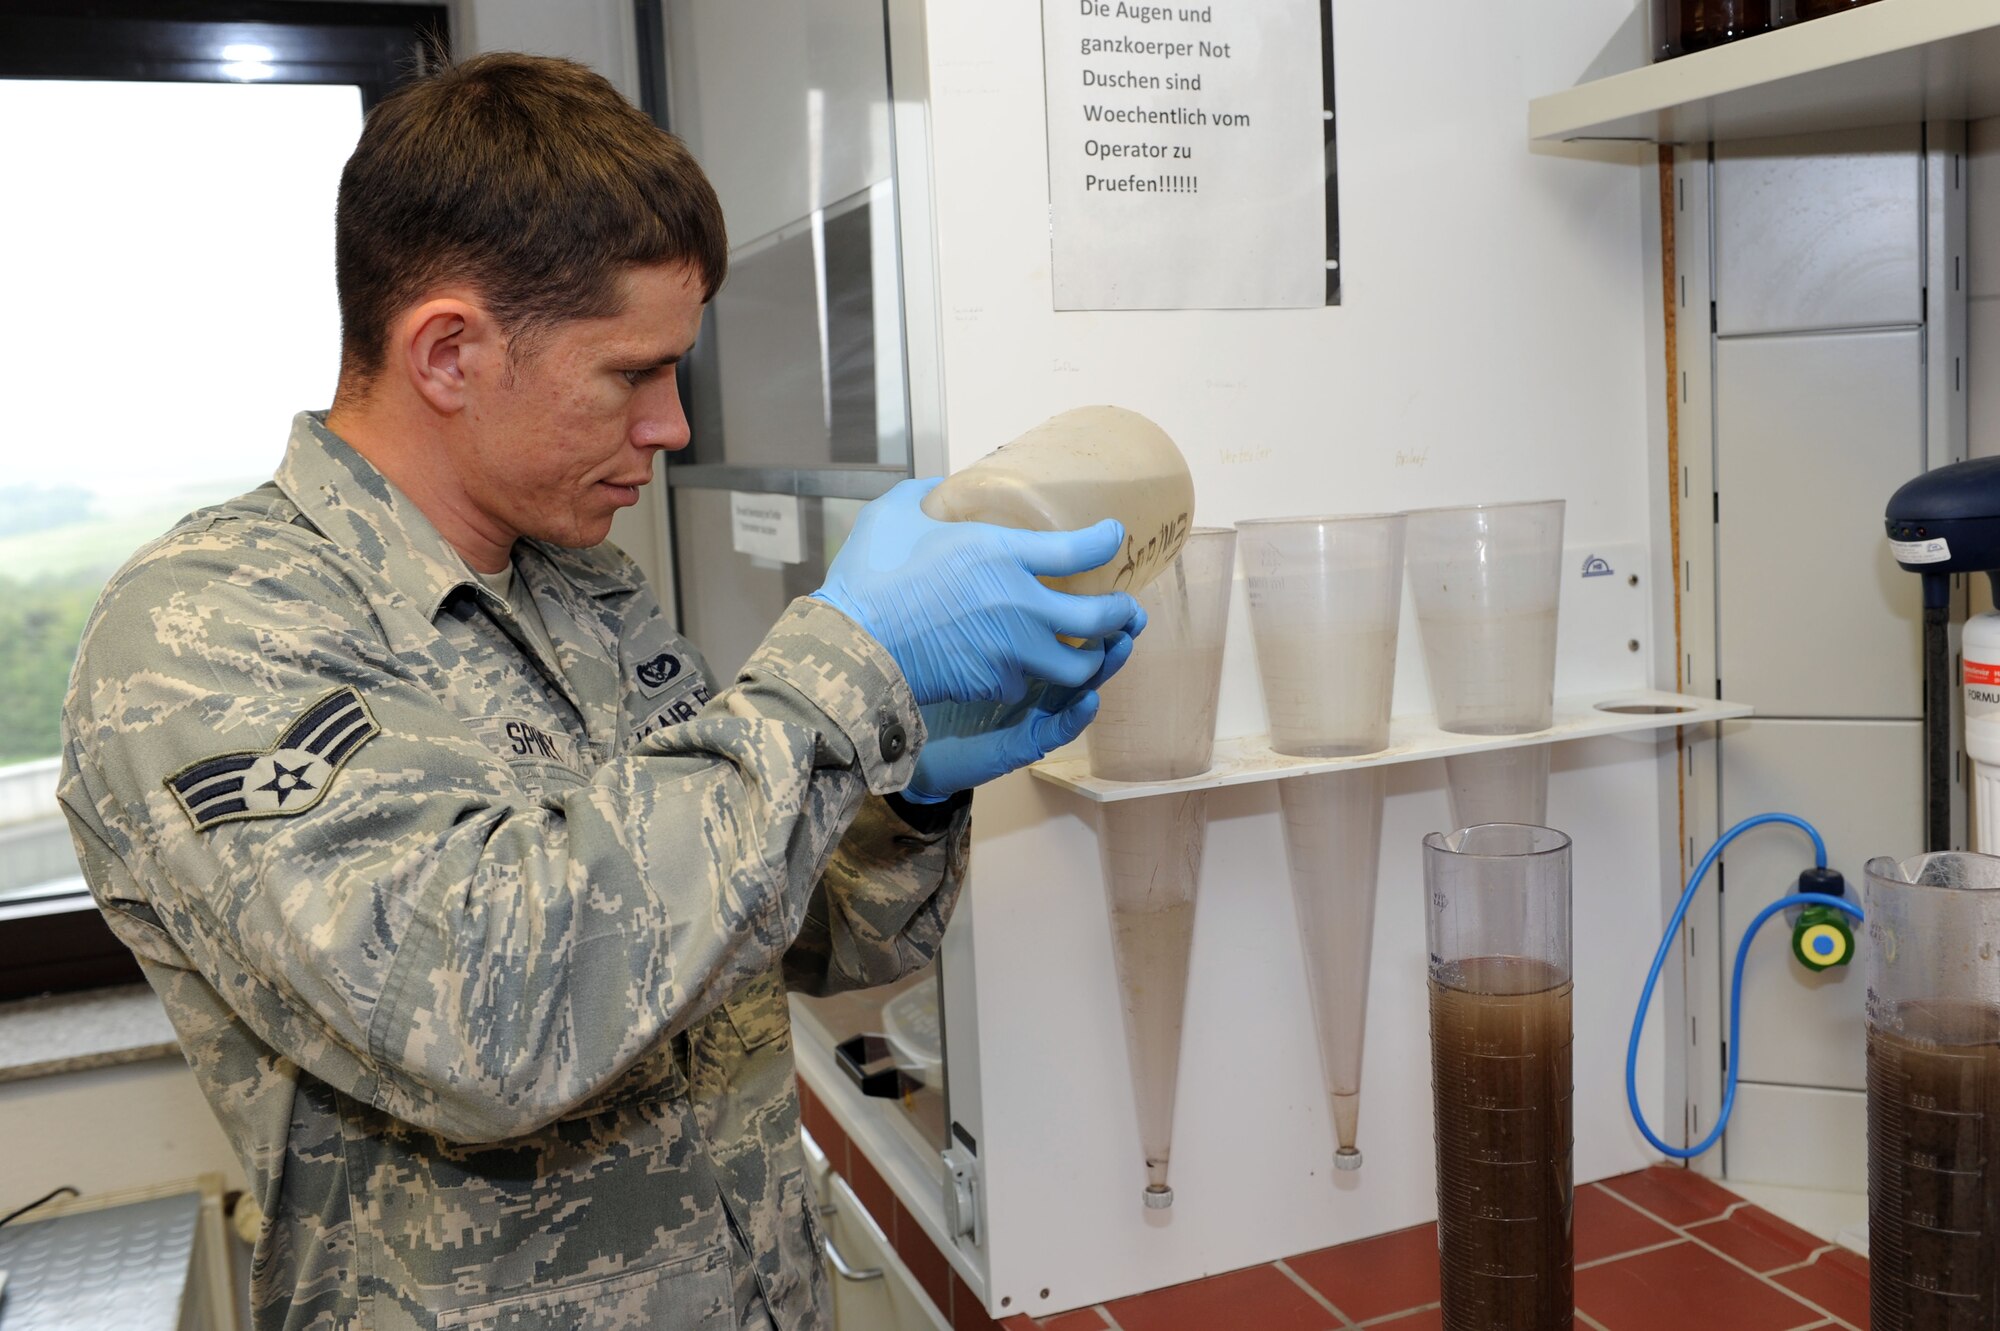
[1714,125,1924,335]
[803,1132,952,1331]
[1714,327,1925,718]
[1718,717,1921,1094]
[1557,11,1970,1187]
[1725,1083,1869,1193]
[1972,297,2000,458]
[1700,150,1944,1173]
[819,1175,951,1331]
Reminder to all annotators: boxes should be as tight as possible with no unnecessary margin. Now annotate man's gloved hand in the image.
[901,629,1138,803]
[812,478,1144,707]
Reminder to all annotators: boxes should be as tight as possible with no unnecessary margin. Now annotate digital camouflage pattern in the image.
[58,413,970,1330]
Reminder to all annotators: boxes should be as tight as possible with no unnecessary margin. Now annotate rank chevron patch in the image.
[165,686,380,831]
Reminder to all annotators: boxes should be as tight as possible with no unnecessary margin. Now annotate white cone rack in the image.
[1031,689,1749,802]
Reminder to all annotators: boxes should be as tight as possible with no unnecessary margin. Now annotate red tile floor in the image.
[999,1167,1870,1331]
[801,1082,1870,1330]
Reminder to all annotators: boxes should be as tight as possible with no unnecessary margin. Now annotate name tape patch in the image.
[495,717,580,771]
[166,686,379,831]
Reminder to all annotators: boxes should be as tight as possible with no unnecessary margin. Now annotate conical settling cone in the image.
[1278,767,1387,1171]
[1099,792,1208,1208]
[1444,746,1550,830]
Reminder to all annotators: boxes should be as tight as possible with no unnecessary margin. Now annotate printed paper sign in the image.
[1042,0,1328,310]
[730,492,805,565]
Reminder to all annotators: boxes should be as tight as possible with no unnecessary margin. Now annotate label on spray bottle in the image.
[1965,613,2000,724]
[1964,613,2000,850]
[1968,660,2000,719]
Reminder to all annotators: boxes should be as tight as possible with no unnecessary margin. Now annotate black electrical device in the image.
[1885,456,2000,850]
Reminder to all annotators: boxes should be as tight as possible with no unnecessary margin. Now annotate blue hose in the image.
[1624,814,1864,1160]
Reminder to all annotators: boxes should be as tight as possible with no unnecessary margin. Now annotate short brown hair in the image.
[334,52,727,388]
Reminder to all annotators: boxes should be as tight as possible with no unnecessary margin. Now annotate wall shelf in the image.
[1029,690,1751,803]
[1530,0,2000,145]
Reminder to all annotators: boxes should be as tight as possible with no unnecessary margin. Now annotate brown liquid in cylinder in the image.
[1868,1006,2000,1331]
[1430,956,1574,1331]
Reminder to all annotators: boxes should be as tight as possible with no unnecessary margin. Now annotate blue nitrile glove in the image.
[902,629,1139,802]
[812,477,1145,707]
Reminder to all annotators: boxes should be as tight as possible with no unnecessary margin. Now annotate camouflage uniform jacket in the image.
[57,413,970,1331]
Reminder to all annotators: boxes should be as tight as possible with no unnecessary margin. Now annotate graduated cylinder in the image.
[1864,851,2000,1331]
[1424,824,1574,1331]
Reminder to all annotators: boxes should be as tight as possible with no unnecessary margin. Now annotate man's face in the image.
[456,260,705,552]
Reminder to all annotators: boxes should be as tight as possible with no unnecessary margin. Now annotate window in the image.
[0,2,446,997]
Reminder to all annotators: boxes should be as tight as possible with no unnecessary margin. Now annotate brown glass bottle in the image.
[1651,0,1683,60]
[1677,0,1772,53]
[1796,0,1881,16]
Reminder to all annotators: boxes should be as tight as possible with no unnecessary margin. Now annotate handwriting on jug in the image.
[1112,511,1192,591]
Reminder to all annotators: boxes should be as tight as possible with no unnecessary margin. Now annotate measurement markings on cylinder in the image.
[1869,1022,2000,1323]
[1906,1155,1983,1178]
[1432,976,1572,1326]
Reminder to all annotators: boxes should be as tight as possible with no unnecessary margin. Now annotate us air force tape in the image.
[166,686,379,831]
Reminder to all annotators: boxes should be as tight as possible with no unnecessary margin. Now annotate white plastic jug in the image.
[921,404,1195,598]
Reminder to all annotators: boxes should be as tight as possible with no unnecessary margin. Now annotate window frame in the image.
[0,0,448,1001]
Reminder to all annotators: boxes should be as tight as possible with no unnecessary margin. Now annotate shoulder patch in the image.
[635,650,684,696]
[165,686,379,831]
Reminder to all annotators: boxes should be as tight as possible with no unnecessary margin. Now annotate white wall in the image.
[918,0,1670,1315]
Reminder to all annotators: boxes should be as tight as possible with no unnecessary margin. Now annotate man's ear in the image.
[398,295,495,414]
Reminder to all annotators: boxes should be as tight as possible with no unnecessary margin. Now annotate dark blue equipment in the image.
[1885,457,2000,850]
